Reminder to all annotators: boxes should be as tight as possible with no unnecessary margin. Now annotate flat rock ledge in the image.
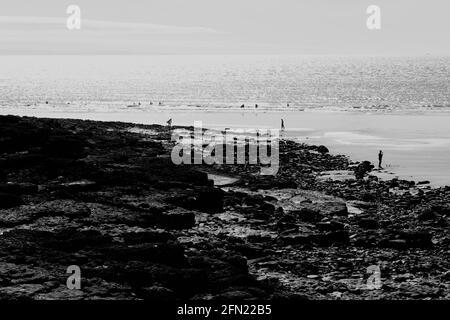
[0,115,448,300]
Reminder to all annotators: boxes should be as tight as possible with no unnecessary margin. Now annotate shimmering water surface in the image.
[0,55,449,112]
[1,55,450,185]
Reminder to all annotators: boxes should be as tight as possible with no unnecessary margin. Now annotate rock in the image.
[0,284,46,300]
[317,145,329,154]
[431,204,450,216]
[280,231,350,246]
[442,271,450,281]
[154,180,191,190]
[293,207,323,222]
[310,231,350,246]
[159,208,195,229]
[350,200,377,209]
[318,201,348,217]
[360,192,376,202]
[139,286,175,300]
[0,208,35,227]
[389,178,400,188]
[279,234,311,245]
[0,153,45,169]
[354,161,374,179]
[397,231,433,248]
[417,180,430,185]
[167,187,224,214]
[60,180,97,192]
[196,187,224,213]
[226,254,248,271]
[379,231,433,249]
[357,218,379,229]
[100,242,186,266]
[274,179,298,189]
[276,217,298,231]
[1,115,448,300]
[30,200,91,219]
[353,232,379,247]
[214,290,254,300]
[381,239,408,250]
[231,243,268,259]
[50,229,112,250]
[418,207,439,221]
[330,291,344,299]
[0,193,23,209]
[0,183,38,195]
[173,169,212,187]
[35,286,85,300]
[0,228,111,253]
[122,230,175,244]
[316,221,345,232]
[41,136,87,159]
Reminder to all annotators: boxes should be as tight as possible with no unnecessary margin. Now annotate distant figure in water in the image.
[255,104,258,108]
[240,104,245,108]
[150,101,153,105]
[287,103,290,107]
[281,119,285,130]
[378,150,383,169]
[159,101,163,106]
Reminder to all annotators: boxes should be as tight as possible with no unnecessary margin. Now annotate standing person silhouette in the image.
[378,150,383,169]
[281,119,285,130]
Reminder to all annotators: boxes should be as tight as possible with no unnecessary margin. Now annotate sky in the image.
[0,0,449,55]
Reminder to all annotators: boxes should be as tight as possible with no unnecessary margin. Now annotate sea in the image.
[1,54,450,185]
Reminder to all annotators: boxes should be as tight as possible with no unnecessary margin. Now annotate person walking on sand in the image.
[378,150,383,169]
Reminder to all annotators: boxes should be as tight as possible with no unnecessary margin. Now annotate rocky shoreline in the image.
[0,115,448,300]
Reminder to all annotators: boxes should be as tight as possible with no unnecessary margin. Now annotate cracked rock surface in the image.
[0,115,448,300]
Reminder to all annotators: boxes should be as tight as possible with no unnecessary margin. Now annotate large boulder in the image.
[354,161,374,179]
[317,145,329,154]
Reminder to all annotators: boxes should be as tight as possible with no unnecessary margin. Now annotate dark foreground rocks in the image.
[0,115,448,300]
[0,115,278,300]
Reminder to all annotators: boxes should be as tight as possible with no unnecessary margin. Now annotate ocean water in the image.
[0,55,449,113]
[1,55,450,185]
